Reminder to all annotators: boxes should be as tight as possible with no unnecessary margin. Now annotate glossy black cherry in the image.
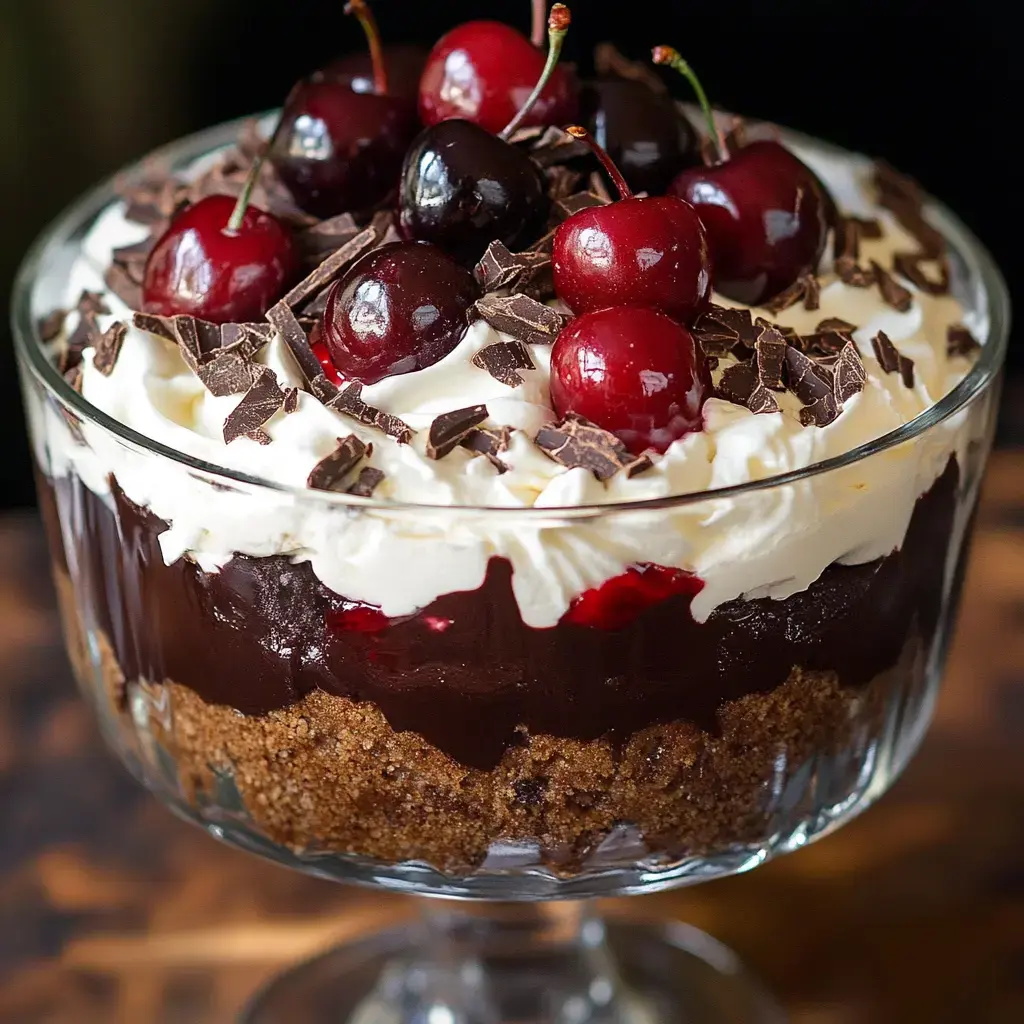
[654,46,833,306]
[549,305,708,455]
[321,241,479,384]
[269,0,419,217]
[552,126,711,323]
[142,195,297,324]
[580,78,700,196]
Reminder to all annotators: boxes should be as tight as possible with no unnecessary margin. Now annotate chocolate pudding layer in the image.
[39,457,961,873]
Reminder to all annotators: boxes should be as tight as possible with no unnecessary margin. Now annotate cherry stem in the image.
[345,0,388,95]
[226,153,264,233]
[564,125,632,199]
[531,0,546,46]
[499,4,571,140]
[651,45,727,164]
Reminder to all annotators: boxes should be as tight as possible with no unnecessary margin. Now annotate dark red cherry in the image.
[269,1,419,217]
[419,20,577,135]
[653,46,834,306]
[321,241,479,384]
[669,140,832,306]
[580,78,700,196]
[550,306,708,455]
[552,126,711,323]
[564,563,703,629]
[326,43,428,99]
[399,119,549,265]
[142,195,297,324]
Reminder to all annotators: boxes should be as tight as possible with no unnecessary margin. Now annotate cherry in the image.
[654,46,834,307]
[418,2,577,136]
[550,306,709,455]
[552,126,712,323]
[399,8,571,264]
[326,43,428,99]
[142,167,297,324]
[269,1,419,218]
[321,241,479,384]
[580,78,700,196]
[564,563,703,629]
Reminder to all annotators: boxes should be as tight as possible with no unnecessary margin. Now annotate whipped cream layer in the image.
[37,137,987,628]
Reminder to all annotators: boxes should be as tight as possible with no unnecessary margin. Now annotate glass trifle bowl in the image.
[11,110,1009,1024]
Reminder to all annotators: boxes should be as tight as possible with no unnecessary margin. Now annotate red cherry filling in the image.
[142,195,297,324]
[564,564,703,630]
[418,19,577,136]
[321,241,479,385]
[550,306,709,455]
[327,603,391,634]
[552,126,712,324]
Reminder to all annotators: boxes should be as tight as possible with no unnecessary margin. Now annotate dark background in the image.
[1,1,1019,508]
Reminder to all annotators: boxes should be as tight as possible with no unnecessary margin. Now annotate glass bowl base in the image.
[240,917,785,1024]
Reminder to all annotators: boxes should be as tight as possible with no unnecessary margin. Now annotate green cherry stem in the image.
[499,3,571,139]
[345,0,388,95]
[651,45,728,164]
[226,151,265,234]
[564,125,632,199]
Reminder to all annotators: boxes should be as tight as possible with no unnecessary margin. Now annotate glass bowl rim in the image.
[11,113,1012,518]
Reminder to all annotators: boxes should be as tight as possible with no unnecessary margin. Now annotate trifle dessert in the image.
[22,3,1000,884]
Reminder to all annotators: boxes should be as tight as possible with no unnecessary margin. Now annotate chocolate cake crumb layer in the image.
[51,569,919,876]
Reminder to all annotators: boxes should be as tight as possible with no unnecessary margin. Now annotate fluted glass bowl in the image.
[12,116,1009,1023]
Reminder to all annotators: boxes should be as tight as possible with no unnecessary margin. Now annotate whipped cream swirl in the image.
[36,137,987,627]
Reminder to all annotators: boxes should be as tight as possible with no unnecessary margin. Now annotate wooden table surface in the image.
[1,451,1023,1024]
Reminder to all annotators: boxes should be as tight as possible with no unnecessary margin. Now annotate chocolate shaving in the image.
[893,251,950,295]
[747,384,780,415]
[92,321,127,376]
[472,294,569,345]
[307,434,369,491]
[784,345,833,406]
[220,321,271,355]
[172,314,222,371]
[246,428,273,445]
[38,308,68,342]
[526,226,558,255]
[762,273,820,314]
[836,256,876,288]
[283,386,300,413]
[473,241,550,295]
[545,165,584,201]
[799,394,840,427]
[714,362,756,406]
[132,311,177,342]
[267,300,327,393]
[702,304,759,348]
[816,317,857,333]
[871,330,915,388]
[196,349,255,397]
[60,312,99,373]
[63,364,83,393]
[111,237,156,265]
[534,414,642,482]
[755,326,787,390]
[947,323,981,358]
[472,340,535,387]
[78,290,110,317]
[347,466,386,497]
[426,405,490,459]
[528,126,590,167]
[223,366,285,444]
[461,425,511,471]
[299,212,361,257]
[103,261,143,309]
[329,382,414,444]
[899,355,915,389]
[871,260,913,312]
[553,191,611,220]
[283,224,379,311]
[801,329,853,357]
[833,341,866,404]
